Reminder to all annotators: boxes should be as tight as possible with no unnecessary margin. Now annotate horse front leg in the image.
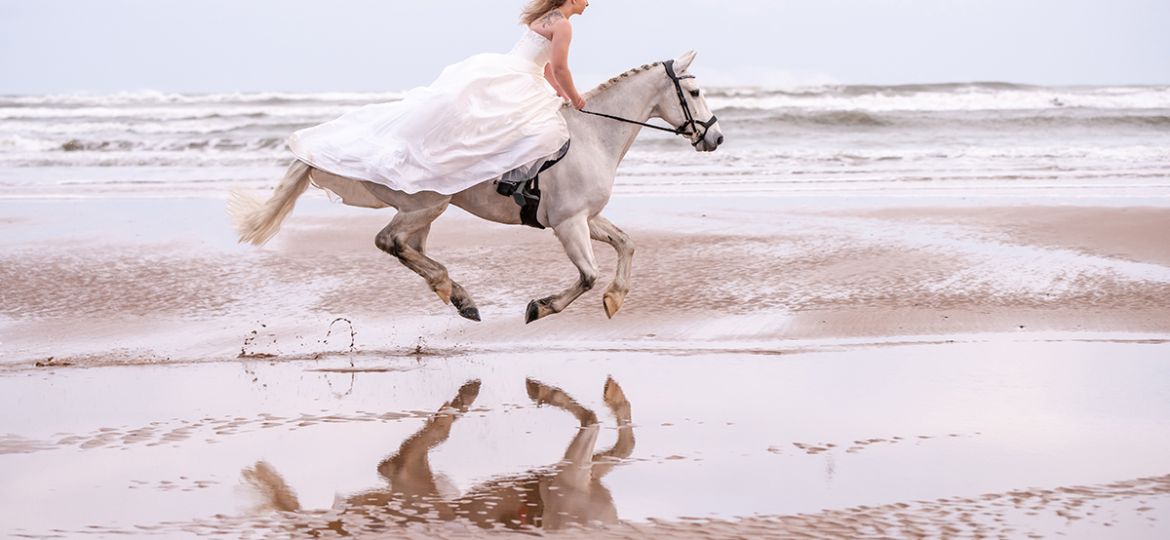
[374,202,481,322]
[525,214,599,323]
[523,378,605,530]
[591,377,635,480]
[588,215,635,319]
[525,377,599,426]
[524,378,602,493]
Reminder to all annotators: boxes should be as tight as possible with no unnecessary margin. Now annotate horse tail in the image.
[229,160,312,246]
[241,461,302,512]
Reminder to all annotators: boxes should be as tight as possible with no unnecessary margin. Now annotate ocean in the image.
[1,83,1168,199]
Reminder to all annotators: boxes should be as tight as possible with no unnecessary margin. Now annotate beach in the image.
[2,85,1170,538]
[2,195,1170,361]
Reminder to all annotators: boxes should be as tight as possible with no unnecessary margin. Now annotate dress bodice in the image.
[508,28,553,68]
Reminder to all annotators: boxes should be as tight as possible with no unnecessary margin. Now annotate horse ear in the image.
[675,50,698,72]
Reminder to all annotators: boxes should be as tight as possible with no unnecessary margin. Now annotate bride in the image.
[288,0,591,196]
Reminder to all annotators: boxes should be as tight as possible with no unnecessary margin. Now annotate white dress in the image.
[288,28,570,196]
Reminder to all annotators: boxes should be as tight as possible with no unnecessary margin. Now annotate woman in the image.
[288,0,590,197]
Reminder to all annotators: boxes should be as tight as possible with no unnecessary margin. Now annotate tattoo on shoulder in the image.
[537,10,565,29]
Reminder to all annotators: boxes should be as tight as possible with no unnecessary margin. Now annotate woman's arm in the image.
[544,63,566,99]
[548,19,586,109]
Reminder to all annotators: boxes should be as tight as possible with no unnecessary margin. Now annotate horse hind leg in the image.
[377,379,482,484]
[407,223,480,322]
[241,461,302,512]
[374,199,481,322]
[375,379,481,525]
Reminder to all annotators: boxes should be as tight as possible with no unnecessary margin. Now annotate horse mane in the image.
[582,62,664,100]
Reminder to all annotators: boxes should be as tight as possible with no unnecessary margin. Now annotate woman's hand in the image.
[572,95,587,110]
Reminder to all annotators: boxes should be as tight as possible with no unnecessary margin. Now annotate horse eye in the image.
[690,90,701,98]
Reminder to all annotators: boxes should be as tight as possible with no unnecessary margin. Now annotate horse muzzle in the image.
[696,128,724,153]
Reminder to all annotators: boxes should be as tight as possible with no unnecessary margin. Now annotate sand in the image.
[3,195,1169,364]
[1,193,1169,538]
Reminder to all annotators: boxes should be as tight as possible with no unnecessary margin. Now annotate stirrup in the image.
[495,179,522,197]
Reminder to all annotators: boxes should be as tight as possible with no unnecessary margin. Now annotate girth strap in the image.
[519,176,543,229]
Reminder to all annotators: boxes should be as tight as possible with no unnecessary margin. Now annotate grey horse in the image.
[231,51,722,323]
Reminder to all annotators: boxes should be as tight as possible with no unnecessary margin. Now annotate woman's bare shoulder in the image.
[528,10,571,40]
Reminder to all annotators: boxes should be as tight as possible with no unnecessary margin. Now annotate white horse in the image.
[231,51,723,323]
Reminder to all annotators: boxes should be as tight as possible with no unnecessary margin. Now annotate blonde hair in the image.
[520,0,568,25]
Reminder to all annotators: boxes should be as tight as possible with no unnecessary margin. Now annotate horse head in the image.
[651,51,724,153]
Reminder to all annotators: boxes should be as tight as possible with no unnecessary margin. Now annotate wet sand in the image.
[1,193,1169,538]
[2,195,1169,366]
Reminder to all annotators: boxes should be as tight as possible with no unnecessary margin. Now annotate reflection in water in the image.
[243,377,635,534]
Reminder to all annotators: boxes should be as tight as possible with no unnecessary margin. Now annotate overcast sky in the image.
[2,0,1168,94]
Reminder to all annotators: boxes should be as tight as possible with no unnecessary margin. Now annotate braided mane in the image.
[582,62,664,100]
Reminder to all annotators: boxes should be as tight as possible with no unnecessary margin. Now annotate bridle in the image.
[579,59,719,147]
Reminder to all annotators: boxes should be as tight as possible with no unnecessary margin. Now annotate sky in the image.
[1,0,1168,94]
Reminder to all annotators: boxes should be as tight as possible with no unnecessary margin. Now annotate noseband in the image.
[580,59,718,147]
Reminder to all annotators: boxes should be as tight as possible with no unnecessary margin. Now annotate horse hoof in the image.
[451,379,482,411]
[525,300,540,324]
[603,293,623,319]
[603,377,629,406]
[459,306,481,322]
[525,377,543,402]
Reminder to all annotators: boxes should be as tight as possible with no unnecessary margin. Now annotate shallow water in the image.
[2,85,1169,199]
[2,339,1168,537]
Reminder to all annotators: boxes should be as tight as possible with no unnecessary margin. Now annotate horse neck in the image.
[574,69,664,168]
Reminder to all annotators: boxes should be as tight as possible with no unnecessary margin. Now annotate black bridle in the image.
[579,59,719,147]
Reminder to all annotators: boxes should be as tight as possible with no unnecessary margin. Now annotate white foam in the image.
[2,86,1168,197]
[0,90,406,107]
[709,87,1170,112]
[0,104,357,120]
[0,135,60,153]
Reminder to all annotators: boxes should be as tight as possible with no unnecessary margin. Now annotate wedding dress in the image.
[288,28,570,196]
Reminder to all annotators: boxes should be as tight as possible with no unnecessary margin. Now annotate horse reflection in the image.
[243,377,635,534]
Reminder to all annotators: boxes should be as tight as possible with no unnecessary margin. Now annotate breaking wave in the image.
[0,90,406,107]
[720,109,1170,129]
[1,85,1168,193]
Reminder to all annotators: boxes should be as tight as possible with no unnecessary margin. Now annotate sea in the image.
[1,83,1168,199]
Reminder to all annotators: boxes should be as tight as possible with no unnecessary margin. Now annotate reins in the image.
[578,109,681,134]
[577,59,718,147]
